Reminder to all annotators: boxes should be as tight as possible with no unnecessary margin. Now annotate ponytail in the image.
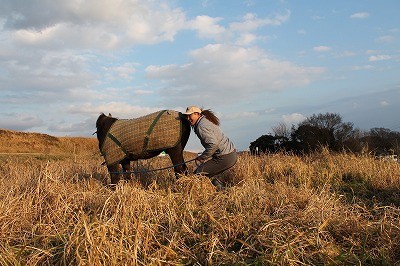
[201,109,220,126]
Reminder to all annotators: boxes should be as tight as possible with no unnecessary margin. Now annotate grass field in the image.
[0,145,399,265]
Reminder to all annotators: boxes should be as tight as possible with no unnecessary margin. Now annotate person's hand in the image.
[195,157,204,166]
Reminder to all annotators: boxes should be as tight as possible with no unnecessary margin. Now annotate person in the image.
[183,106,237,189]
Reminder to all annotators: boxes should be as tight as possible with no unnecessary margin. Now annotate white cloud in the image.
[350,12,370,19]
[282,113,306,124]
[188,15,227,40]
[369,55,391,62]
[380,101,389,107]
[146,44,324,105]
[0,113,44,131]
[103,63,137,81]
[235,33,258,46]
[313,46,331,52]
[48,118,93,134]
[223,111,258,120]
[229,11,291,32]
[189,11,290,44]
[68,102,161,118]
[352,65,373,71]
[376,35,394,43]
[0,50,93,101]
[366,50,378,55]
[297,29,306,35]
[134,90,154,95]
[312,15,324,20]
[339,51,356,57]
[3,0,186,49]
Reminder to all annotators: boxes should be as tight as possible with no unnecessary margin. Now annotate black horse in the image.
[95,111,190,186]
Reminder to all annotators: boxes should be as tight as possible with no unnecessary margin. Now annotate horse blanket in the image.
[101,110,182,165]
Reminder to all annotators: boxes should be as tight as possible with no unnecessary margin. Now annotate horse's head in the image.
[95,113,117,148]
[96,113,114,129]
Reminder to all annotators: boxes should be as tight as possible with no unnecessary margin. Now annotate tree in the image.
[362,128,400,155]
[250,112,399,155]
[272,122,291,139]
[249,134,280,154]
[291,124,335,152]
[299,112,358,150]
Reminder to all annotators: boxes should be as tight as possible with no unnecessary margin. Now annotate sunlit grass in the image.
[0,150,399,265]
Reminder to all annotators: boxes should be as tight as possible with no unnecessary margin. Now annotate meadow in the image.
[0,145,399,265]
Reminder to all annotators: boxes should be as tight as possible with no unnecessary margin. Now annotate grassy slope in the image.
[0,128,98,156]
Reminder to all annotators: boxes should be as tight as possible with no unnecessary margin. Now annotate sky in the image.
[0,0,399,152]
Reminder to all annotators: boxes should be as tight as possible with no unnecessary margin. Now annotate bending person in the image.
[183,106,237,189]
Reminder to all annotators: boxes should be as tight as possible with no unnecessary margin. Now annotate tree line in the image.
[249,113,400,156]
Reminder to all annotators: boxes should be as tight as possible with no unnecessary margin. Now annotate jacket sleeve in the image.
[197,123,221,160]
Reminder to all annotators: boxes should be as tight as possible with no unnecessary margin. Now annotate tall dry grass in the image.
[0,150,399,265]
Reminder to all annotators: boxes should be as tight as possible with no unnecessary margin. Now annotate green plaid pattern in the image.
[101,110,182,165]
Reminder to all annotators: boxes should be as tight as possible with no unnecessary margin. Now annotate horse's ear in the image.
[108,113,112,117]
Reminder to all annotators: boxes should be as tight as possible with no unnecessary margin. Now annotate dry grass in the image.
[0,150,399,265]
[0,129,98,156]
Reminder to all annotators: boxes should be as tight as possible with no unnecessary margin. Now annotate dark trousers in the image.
[194,152,237,178]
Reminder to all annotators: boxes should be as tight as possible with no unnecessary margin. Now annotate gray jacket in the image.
[194,115,236,160]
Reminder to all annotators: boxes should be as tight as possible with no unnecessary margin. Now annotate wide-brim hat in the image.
[183,106,202,115]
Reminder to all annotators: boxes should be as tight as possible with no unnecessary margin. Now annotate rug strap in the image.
[143,110,167,152]
[107,132,129,155]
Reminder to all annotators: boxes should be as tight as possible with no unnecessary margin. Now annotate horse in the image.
[95,110,190,186]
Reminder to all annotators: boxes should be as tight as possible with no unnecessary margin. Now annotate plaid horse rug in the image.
[100,110,183,165]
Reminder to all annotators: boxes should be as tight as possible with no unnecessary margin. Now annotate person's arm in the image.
[197,123,221,161]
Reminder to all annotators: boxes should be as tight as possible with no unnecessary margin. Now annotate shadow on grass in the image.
[339,173,400,207]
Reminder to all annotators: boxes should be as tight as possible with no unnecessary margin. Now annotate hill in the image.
[0,128,196,158]
[0,128,98,156]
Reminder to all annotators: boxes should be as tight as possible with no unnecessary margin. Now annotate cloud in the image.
[188,15,227,40]
[0,49,94,104]
[282,113,306,124]
[48,118,93,134]
[1,0,186,49]
[366,50,378,55]
[68,102,161,118]
[0,113,44,131]
[380,101,389,107]
[350,12,370,19]
[189,11,291,44]
[369,55,391,62]
[313,46,331,52]
[146,44,324,105]
[134,90,154,95]
[376,35,394,43]
[0,2,295,112]
[235,33,258,46]
[352,65,374,71]
[103,63,137,81]
[297,29,306,35]
[339,51,356,57]
[312,15,324,20]
[229,11,291,32]
[223,111,258,120]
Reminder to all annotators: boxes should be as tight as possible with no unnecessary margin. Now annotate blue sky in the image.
[0,0,399,151]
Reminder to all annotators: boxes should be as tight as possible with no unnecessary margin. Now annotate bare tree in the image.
[272,122,290,139]
[301,112,357,143]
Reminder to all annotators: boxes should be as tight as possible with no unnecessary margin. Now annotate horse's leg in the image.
[107,164,120,187]
[121,159,131,181]
[166,143,187,178]
[168,117,190,178]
